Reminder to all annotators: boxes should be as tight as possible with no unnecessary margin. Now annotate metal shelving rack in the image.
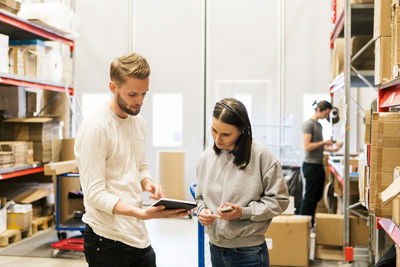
[329,0,375,263]
[331,1,400,264]
[0,9,75,179]
[373,40,400,259]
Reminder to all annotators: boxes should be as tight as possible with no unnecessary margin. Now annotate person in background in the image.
[195,98,289,267]
[75,52,189,267]
[299,100,343,226]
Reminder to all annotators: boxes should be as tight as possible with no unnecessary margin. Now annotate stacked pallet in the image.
[0,0,20,15]
[0,141,33,167]
[0,215,55,247]
[0,151,13,168]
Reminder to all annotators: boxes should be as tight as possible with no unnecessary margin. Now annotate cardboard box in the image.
[8,47,24,76]
[9,39,46,80]
[374,0,392,39]
[33,141,52,163]
[58,175,84,223]
[372,112,400,123]
[369,171,393,217]
[7,204,32,230]
[44,160,77,176]
[0,141,33,166]
[315,245,343,261]
[350,216,369,247]
[315,213,343,246]
[265,215,310,267]
[375,36,392,85]
[0,86,27,119]
[0,117,60,141]
[393,196,400,224]
[396,243,400,267]
[365,110,371,144]
[371,147,400,162]
[371,113,400,147]
[330,38,344,81]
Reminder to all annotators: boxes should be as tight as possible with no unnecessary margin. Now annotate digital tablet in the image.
[151,198,197,211]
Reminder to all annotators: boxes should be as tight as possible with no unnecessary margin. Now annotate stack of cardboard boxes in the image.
[368,112,400,217]
[330,36,375,83]
[0,141,33,167]
[0,117,60,163]
[0,0,20,15]
[314,213,369,261]
[374,0,400,84]
[375,0,392,85]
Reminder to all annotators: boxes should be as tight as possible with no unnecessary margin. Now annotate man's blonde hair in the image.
[110,53,150,85]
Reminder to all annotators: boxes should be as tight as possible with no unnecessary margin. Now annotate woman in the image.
[195,98,289,267]
[299,100,343,226]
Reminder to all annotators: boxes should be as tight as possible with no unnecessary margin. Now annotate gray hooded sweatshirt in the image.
[195,141,289,248]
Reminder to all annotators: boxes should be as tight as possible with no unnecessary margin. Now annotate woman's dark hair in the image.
[213,98,252,169]
[313,100,333,112]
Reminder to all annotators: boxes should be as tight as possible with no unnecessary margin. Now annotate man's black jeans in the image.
[83,225,156,267]
[299,162,326,226]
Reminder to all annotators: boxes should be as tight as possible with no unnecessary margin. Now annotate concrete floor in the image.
[0,217,367,267]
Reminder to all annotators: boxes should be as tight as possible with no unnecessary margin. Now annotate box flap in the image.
[271,215,311,224]
[13,188,52,204]
[380,179,400,205]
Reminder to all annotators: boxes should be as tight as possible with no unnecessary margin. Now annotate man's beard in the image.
[117,93,140,116]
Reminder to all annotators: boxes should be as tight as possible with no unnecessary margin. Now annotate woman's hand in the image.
[198,209,219,226]
[217,202,242,220]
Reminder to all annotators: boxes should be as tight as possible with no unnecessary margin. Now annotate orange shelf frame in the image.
[0,9,74,49]
[0,166,44,180]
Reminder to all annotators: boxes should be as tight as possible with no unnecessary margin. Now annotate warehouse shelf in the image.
[330,3,374,48]
[378,78,400,112]
[328,159,358,186]
[0,163,43,180]
[329,71,374,95]
[0,72,73,94]
[0,9,74,49]
[377,218,400,247]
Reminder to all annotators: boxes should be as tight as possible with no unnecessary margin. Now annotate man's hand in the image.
[139,205,190,220]
[217,202,242,220]
[113,200,189,219]
[323,139,333,146]
[198,209,219,226]
[141,178,165,200]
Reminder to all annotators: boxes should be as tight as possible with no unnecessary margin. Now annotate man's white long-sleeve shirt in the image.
[75,104,152,248]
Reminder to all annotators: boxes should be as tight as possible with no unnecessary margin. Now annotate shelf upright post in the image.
[343,0,351,261]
